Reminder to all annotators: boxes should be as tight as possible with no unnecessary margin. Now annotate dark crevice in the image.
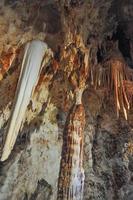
[97,25,133,68]
[112,26,131,57]
[97,46,105,63]
[29,179,52,200]
[111,25,133,68]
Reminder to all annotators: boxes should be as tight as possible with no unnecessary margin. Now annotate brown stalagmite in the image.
[57,88,85,200]
[57,40,89,199]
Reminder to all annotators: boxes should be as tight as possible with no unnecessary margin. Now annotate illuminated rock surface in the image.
[0,0,133,200]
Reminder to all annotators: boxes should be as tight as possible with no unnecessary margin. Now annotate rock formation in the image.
[0,0,133,200]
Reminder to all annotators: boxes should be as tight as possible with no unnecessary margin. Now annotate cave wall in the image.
[0,0,133,200]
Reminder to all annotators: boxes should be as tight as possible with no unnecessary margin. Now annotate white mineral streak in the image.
[69,121,85,200]
[75,88,84,105]
[1,40,48,161]
[68,88,85,200]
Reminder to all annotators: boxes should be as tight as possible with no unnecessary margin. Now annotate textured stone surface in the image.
[0,0,133,200]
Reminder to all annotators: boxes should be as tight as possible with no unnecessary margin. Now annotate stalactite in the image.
[92,58,133,120]
[123,80,133,108]
[109,59,129,119]
[1,40,49,162]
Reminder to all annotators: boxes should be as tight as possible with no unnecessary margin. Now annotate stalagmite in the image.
[57,41,89,200]
[57,88,85,200]
[1,40,48,162]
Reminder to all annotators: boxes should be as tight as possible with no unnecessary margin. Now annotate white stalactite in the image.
[1,40,48,162]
